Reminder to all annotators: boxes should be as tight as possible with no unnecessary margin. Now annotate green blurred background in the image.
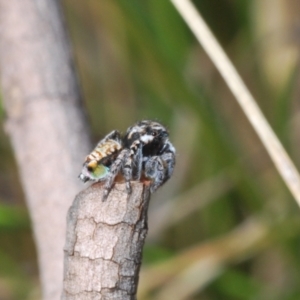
[1,0,300,299]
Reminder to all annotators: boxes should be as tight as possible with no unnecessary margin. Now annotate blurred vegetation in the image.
[1,0,300,299]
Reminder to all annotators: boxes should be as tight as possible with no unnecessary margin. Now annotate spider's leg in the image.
[123,140,143,194]
[122,151,134,194]
[144,151,176,193]
[102,149,128,201]
[144,156,165,193]
[161,151,176,183]
[132,143,143,180]
[159,140,176,182]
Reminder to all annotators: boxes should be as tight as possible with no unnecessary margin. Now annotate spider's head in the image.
[124,120,170,156]
[141,124,169,145]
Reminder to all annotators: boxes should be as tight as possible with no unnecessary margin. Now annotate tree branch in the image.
[0,0,91,298]
[62,182,151,300]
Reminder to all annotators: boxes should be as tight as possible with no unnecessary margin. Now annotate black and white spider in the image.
[79,120,176,200]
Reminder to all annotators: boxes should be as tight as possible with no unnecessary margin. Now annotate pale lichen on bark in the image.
[62,182,151,300]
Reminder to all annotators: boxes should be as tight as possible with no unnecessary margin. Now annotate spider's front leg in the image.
[131,142,143,181]
[122,141,143,195]
[102,141,143,200]
[144,152,175,193]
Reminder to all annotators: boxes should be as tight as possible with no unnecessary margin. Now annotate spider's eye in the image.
[151,131,157,136]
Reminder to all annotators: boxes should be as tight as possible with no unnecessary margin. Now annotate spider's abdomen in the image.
[85,140,122,166]
[79,130,123,183]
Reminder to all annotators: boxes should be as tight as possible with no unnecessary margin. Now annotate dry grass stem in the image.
[171,0,300,207]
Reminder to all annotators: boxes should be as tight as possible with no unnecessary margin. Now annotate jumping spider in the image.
[79,120,176,200]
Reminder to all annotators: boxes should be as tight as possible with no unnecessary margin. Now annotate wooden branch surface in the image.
[62,182,150,300]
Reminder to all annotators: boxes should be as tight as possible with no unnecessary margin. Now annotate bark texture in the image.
[62,182,150,300]
[0,0,91,299]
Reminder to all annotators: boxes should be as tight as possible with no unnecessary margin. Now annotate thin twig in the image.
[171,0,300,207]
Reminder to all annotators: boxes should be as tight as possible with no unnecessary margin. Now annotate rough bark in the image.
[0,0,91,299]
[62,182,151,300]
